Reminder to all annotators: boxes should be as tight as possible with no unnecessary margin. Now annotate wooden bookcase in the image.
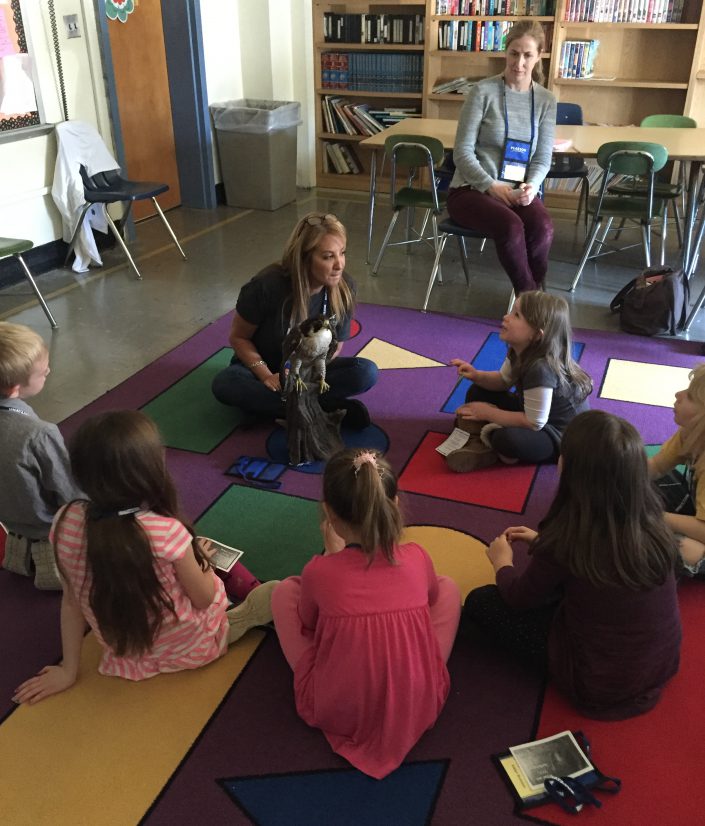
[312,1,427,192]
[312,0,705,196]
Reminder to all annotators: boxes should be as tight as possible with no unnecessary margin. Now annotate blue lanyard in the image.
[502,81,535,154]
[321,287,329,316]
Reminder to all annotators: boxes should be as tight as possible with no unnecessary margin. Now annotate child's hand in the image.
[449,358,477,381]
[487,533,514,572]
[505,526,538,544]
[12,665,77,705]
[456,401,497,421]
[197,537,217,561]
[321,519,346,556]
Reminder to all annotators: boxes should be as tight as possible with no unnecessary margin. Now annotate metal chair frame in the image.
[0,238,57,328]
[571,142,668,292]
[372,135,446,276]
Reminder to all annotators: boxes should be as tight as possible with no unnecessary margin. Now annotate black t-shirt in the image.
[518,359,590,447]
[234,263,354,370]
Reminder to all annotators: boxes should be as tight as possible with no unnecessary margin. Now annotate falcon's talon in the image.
[293,376,308,394]
[318,379,330,394]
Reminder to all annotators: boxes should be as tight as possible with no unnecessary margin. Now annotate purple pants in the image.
[447,186,554,293]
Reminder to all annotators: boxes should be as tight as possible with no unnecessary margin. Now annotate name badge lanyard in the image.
[285,287,329,337]
[501,83,535,184]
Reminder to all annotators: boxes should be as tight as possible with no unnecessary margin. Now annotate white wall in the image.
[0,0,110,245]
[0,0,315,248]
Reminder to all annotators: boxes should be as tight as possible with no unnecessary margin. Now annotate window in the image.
[0,0,42,132]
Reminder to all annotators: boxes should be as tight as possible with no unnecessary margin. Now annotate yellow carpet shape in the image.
[355,338,446,370]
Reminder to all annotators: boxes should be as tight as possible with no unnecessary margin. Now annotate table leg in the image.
[681,160,701,277]
[683,174,705,332]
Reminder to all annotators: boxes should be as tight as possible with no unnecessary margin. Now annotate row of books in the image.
[563,0,685,21]
[323,13,425,44]
[322,97,422,136]
[558,40,599,78]
[439,20,517,51]
[321,53,424,93]
[431,76,480,94]
[323,141,364,175]
[434,0,555,13]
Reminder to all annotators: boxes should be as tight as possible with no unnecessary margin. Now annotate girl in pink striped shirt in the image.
[13,410,276,703]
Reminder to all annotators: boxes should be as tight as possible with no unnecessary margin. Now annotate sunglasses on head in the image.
[303,213,338,227]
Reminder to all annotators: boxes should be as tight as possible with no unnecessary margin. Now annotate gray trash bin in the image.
[210,99,302,211]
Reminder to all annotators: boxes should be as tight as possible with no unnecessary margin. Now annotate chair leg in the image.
[15,254,58,328]
[372,211,401,275]
[151,198,187,260]
[579,178,590,234]
[430,213,442,284]
[104,211,143,280]
[64,203,93,266]
[422,233,449,312]
[612,217,626,243]
[660,206,668,267]
[570,218,602,292]
[641,221,652,269]
[456,236,471,285]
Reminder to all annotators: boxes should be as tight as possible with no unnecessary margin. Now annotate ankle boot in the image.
[446,442,498,473]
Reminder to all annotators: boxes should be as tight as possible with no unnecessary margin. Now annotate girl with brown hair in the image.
[272,448,461,778]
[13,410,277,703]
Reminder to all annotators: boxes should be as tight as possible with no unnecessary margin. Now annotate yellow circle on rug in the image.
[403,524,493,600]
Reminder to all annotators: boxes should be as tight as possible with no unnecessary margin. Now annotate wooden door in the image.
[107,0,180,219]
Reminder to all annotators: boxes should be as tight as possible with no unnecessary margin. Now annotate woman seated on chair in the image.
[447,20,557,294]
[212,213,378,430]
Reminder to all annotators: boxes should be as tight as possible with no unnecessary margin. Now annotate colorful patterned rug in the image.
[1,304,702,826]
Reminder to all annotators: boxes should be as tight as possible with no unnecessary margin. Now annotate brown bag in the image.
[610,266,689,336]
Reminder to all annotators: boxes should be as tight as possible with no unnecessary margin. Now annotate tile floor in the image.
[1,189,704,424]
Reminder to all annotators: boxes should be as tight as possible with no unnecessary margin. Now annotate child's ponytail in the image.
[323,449,403,562]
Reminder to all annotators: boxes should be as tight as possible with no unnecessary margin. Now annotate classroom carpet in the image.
[0,303,702,826]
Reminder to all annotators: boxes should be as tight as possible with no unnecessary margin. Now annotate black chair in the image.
[544,102,590,232]
[65,167,187,280]
[0,237,57,327]
[423,217,512,314]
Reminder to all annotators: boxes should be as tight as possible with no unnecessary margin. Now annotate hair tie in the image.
[90,506,141,521]
[352,451,383,477]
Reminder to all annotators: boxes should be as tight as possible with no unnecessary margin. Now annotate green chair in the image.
[0,238,57,327]
[570,141,668,292]
[372,135,446,275]
[608,114,696,247]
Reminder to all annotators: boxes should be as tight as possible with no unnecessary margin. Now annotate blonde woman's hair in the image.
[0,322,47,395]
[679,363,705,470]
[505,19,546,85]
[280,212,354,328]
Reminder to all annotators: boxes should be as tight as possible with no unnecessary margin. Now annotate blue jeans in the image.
[212,357,379,419]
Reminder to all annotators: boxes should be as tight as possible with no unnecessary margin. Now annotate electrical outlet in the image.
[64,14,81,39]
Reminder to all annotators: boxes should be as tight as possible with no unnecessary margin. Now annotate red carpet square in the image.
[398,432,538,513]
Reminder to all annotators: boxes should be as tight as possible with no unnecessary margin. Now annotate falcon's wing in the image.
[326,329,339,362]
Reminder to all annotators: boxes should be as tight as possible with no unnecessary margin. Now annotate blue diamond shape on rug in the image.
[442,334,585,413]
[266,423,389,473]
[219,760,448,825]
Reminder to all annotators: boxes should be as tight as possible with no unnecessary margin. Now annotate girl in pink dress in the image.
[13,410,276,704]
[272,448,461,779]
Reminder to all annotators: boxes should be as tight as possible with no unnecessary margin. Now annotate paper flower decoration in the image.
[105,0,135,24]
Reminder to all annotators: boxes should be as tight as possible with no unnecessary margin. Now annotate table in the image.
[361,120,705,330]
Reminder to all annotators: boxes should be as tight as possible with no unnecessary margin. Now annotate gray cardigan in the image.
[450,74,556,192]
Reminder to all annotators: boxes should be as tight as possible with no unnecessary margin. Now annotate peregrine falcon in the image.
[281,315,338,396]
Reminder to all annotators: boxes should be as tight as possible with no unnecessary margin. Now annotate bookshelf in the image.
[313,1,427,192]
[312,0,705,198]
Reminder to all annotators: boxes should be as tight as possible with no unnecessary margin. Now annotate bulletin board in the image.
[0,0,39,131]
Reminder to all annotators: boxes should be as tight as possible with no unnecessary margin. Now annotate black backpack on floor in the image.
[610,266,689,336]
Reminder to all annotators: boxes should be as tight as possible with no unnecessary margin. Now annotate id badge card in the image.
[500,138,531,183]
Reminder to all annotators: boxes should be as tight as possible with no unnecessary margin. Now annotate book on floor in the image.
[435,427,471,456]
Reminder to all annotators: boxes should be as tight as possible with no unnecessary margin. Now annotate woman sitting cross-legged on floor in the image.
[211,212,378,430]
[272,448,461,779]
[463,410,682,720]
[13,411,277,704]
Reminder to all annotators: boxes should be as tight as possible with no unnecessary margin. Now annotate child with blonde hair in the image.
[446,291,592,472]
[0,322,80,588]
[13,410,276,704]
[272,448,461,779]
[649,363,705,576]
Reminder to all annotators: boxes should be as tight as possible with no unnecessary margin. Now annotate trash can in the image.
[210,99,302,211]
